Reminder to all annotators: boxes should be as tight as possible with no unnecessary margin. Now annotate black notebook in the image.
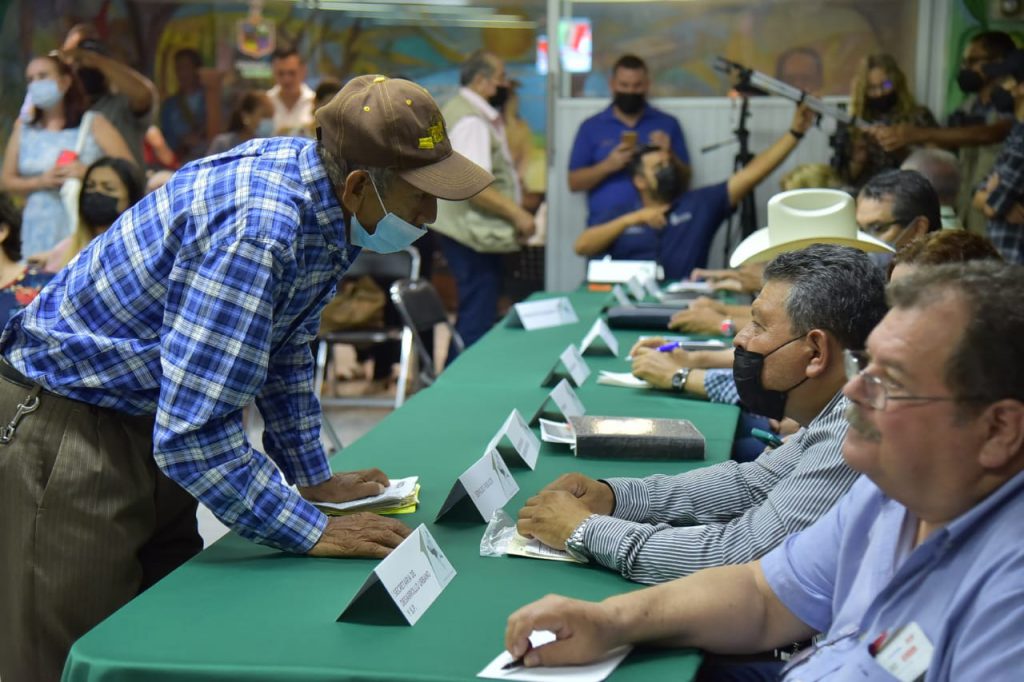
[568,415,706,460]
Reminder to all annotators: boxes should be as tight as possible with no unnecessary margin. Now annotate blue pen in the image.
[658,341,682,352]
[751,428,784,448]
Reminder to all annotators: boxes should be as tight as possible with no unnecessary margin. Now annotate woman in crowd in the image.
[843,53,937,188]
[34,156,145,273]
[206,90,274,155]
[0,53,132,259]
[0,193,53,323]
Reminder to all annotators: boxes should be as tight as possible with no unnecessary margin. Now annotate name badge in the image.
[625,276,647,301]
[611,284,633,308]
[487,409,540,469]
[874,622,933,682]
[436,448,519,522]
[338,524,456,626]
[542,344,591,388]
[530,378,586,425]
[507,297,579,330]
[580,318,620,357]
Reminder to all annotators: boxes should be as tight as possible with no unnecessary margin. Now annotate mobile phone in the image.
[56,150,78,167]
[620,130,638,147]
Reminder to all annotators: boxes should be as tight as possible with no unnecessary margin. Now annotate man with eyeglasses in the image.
[503,260,1024,682]
[856,169,941,268]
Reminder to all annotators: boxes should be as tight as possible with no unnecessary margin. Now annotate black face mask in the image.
[488,85,510,111]
[990,85,1016,114]
[80,192,121,229]
[733,336,808,420]
[77,67,109,97]
[956,68,985,94]
[865,90,898,114]
[613,92,646,116]
[652,162,685,204]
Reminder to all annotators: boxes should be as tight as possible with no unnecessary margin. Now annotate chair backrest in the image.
[344,246,421,283]
[390,278,464,380]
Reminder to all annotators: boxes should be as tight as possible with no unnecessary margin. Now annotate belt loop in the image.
[0,384,42,445]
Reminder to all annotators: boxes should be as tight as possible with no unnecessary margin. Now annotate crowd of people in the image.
[0,19,1021,682]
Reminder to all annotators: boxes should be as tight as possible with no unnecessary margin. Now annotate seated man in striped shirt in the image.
[517,244,887,584]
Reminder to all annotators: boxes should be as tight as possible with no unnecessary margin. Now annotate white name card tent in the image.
[338,525,456,626]
[579,318,620,357]
[586,258,661,284]
[487,409,541,469]
[435,448,520,522]
[541,344,591,388]
[530,379,586,426]
[506,297,579,331]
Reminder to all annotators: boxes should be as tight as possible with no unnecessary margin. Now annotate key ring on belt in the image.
[0,384,41,444]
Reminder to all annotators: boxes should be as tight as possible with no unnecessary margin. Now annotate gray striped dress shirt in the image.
[581,391,858,584]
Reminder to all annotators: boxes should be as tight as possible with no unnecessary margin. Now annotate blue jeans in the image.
[439,235,502,360]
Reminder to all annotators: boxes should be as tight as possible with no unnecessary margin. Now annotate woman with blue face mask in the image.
[206,91,275,155]
[0,53,133,261]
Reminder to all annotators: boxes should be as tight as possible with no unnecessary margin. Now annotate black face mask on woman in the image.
[80,192,121,229]
[733,336,809,420]
[865,90,898,115]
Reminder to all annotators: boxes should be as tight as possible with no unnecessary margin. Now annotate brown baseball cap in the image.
[315,75,493,201]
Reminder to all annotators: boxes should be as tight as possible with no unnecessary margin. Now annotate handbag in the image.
[59,111,95,231]
[318,276,387,334]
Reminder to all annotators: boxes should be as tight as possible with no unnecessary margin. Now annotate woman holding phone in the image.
[0,53,131,259]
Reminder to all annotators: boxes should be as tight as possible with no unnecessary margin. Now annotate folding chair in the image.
[389,278,464,388]
[313,247,420,451]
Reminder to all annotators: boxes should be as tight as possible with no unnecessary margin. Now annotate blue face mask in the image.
[349,175,427,253]
[28,79,63,110]
[255,118,274,138]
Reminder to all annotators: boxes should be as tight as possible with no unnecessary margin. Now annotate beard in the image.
[845,403,881,442]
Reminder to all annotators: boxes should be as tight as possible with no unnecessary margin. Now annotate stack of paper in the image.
[596,370,651,389]
[478,629,632,681]
[315,476,420,516]
[506,532,581,564]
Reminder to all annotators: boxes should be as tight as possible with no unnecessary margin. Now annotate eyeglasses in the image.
[858,219,905,237]
[843,350,962,411]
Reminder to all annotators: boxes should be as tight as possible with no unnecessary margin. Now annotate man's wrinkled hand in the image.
[540,472,615,515]
[299,469,389,504]
[517,489,597,548]
[603,142,635,172]
[632,347,685,390]
[669,307,725,335]
[628,335,667,358]
[307,513,411,558]
[506,595,621,668]
[689,296,729,315]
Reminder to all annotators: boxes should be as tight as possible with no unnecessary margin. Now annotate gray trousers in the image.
[0,369,202,682]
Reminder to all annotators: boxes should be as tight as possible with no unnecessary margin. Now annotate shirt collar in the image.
[939,466,1024,545]
[459,87,500,123]
[298,141,360,269]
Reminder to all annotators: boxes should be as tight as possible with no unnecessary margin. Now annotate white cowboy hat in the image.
[729,189,894,267]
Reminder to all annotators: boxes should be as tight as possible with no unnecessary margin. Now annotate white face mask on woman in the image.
[28,79,63,110]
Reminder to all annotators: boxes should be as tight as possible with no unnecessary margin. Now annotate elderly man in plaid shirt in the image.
[974,49,1024,264]
[0,75,492,682]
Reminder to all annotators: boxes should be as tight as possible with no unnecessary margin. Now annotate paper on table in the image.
[624,335,727,360]
[538,418,575,444]
[314,476,419,512]
[478,630,632,681]
[596,371,650,389]
[664,280,713,294]
[506,532,581,564]
[320,486,421,516]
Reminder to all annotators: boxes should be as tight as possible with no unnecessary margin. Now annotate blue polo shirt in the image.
[761,470,1024,680]
[589,181,732,281]
[569,104,689,226]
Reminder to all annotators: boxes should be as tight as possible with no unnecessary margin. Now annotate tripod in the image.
[702,93,758,265]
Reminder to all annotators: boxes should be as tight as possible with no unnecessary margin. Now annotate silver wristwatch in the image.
[565,514,599,563]
[671,367,692,393]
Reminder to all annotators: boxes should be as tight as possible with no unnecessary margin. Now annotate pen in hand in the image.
[657,341,682,353]
[751,427,784,448]
[501,642,533,670]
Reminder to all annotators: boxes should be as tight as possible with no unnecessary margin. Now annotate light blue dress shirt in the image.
[762,471,1024,680]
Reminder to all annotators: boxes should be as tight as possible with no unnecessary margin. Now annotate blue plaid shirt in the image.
[985,120,1024,264]
[0,137,359,552]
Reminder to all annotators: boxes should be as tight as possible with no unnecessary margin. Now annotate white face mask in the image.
[349,175,426,254]
[28,79,63,110]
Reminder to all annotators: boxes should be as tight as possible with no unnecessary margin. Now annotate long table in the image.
[62,290,739,682]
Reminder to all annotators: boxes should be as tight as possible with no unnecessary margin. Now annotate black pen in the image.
[501,643,532,670]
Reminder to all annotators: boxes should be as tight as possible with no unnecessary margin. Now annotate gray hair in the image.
[460,50,496,86]
[887,261,1024,409]
[901,149,961,206]
[316,142,396,199]
[763,244,888,350]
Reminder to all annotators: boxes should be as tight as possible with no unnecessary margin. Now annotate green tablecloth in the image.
[63,291,739,682]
